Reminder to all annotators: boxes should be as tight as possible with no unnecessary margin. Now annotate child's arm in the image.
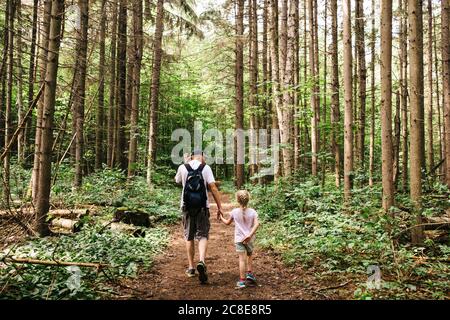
[220,213,233,225]
[243,216,260,243]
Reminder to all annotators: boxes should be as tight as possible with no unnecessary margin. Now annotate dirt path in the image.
[115,194,349,300]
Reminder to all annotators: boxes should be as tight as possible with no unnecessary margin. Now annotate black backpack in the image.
[183,163,207,211]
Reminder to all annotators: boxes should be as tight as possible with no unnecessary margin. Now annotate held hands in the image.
[242,235,252,244]
[217,208,223,220]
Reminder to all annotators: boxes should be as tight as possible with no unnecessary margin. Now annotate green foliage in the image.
[51,166,180,224]
[249,176,449,299]
[0,225,169,299]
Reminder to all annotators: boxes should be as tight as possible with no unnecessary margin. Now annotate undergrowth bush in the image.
[248,175,449,299]
[0,225,169,299]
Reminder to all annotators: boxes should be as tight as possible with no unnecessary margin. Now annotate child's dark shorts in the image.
[182,207,210,241]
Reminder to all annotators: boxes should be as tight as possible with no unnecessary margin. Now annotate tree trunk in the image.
[343,0,353,203]
[381,0,394,211]
[95,0,106,170]
[426,0,434,176]
[308,0,318,177]
[268,0,283,179]
[116,0,127,170]
[128,0,143,178]
[356,0,367,170]
[442,0,450,187]
[146,0,165,187]
[25,0,39,165]
[393,91,401,188]
[3,0,15,206]
[279,0,296,178]
[107,0,118,168]
[73,0,89,189]
[293,0,300,172]
[16,0,25,166]
[330,0,341,188]
[0,3,9,153]
[235,0,245,188]
[400,0,409,192]
[369,0,376,187]
[35,0,64,237]
[32,0,52,202]
[248,0,259,180]
[434,11,444,182]
[409,0,425,244]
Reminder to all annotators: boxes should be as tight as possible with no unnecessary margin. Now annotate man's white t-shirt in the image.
[175,160,215,210]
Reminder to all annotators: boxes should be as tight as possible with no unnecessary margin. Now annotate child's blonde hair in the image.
[236,190,250,209]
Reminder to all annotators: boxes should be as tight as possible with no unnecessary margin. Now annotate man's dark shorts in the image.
[182,207,210,241]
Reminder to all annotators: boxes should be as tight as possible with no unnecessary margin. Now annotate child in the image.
[220,190,260,289]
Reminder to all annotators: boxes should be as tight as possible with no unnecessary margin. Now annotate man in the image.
[175,150,223,284]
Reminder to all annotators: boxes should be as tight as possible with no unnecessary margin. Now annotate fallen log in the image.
[109,222,146,237]
[424,230,449,242]
[423,214,450,230]
[49,218,81,233]
[0,208,89,219]
[48,209,89,220]
[2,257,107,269]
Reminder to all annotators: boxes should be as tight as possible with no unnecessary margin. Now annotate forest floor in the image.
[114,193,360,300]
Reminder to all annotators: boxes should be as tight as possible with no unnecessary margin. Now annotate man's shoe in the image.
[196,261,208,284]
[185,268,196,278]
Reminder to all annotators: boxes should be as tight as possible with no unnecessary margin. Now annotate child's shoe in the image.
[235,280,246,289]
[245,272,257,286]
[245,272,256,284]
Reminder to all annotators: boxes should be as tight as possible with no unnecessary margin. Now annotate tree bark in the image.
[146,0,165,187]
[369,0,376,187]
[235,0,245,188]
[442,0,450,187]
[381,0,394,211]
[73,0,89,189]
[343,0,353,203]
[116,0,127,170]
[25,0,39,164]
[16,0,25,166]
[330,0,341,188]
[426,0,434,176]
[248,0,259,180]
[35,0,64,237]
[32,0,52,202]
[128,0,143,178]
[3,0,15,206]
[400,0,409,192]
[308,0,319,177]
[356,0,367,169]
[96,0,107,170]
[107,0,118,167]
[409,0,425,244]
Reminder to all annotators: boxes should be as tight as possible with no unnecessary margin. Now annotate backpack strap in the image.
[185,163,205,172]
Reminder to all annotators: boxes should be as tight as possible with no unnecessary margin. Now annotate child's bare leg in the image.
[238,252,247,280]
[247,253,253,273]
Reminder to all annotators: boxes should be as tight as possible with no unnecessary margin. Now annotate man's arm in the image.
[175,165,183,184]
[208,182,223,219]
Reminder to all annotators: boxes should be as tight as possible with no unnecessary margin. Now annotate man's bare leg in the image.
[198,237,208,263]
[186,240,195,269]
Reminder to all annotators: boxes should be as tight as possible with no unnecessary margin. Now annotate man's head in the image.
[191,149,204,162]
